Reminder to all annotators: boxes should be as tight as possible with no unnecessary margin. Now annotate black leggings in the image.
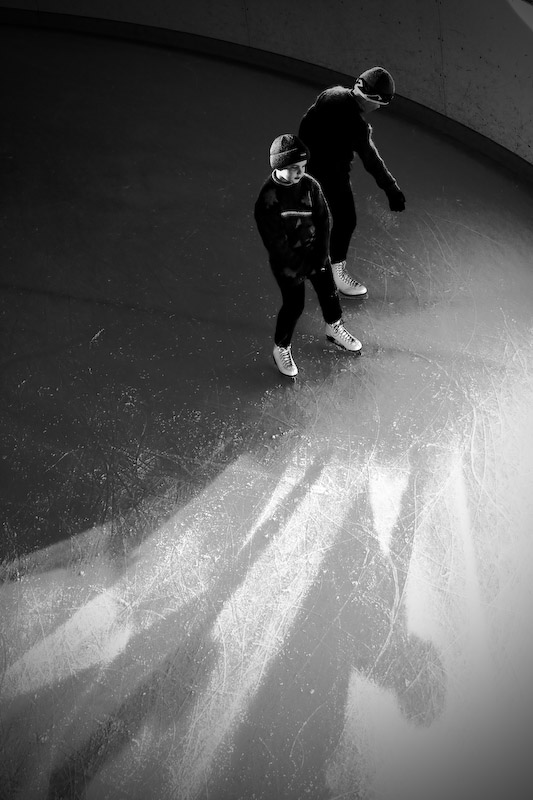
[273,263,342,347]
[309,168,356,264]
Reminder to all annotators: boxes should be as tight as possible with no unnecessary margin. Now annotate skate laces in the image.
[334,262,361,288]
[331,321,353,343]
[278,345,294,368]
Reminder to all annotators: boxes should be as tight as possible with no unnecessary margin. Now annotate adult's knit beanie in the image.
[269,134,309,170]
[357,66,395,102]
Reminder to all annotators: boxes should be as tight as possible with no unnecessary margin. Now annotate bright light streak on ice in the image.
[238,458,307,553]
[406,451,492,686]
[328,451,497,800]
[1,590,132,699]
[0,455,268,700]
[446,453,493,686]
[368,465,410,556]
[173,457,350,798]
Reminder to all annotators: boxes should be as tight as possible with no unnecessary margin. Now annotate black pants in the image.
[309,166,356,264]
[273,263,342,347]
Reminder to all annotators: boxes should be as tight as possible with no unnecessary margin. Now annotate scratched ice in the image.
[326,332,533,800]
[169,455,356,799]
[3,26,533,800]
[0,453,267,699]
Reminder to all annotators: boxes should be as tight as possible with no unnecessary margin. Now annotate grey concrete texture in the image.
[1,24,533,800]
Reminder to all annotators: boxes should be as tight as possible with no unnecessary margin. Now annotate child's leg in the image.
[273,276,306,346]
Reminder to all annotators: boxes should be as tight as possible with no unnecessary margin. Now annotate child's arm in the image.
[254,191,306,277]
[308,180,331,269]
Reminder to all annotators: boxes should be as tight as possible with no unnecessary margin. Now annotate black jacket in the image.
[254,173,330,281]
[299,86,397,189]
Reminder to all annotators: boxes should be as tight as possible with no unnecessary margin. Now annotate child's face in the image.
[276,160,307,185]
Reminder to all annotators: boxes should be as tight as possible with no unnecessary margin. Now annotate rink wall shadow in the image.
[0,24,287,572]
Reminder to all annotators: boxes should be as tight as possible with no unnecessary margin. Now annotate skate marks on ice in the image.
[356,186,521,322]
[368,464,410,557]
[3,326,533,799]
[0,452,280,797]
[166,455,356,799]
[0,370,442,800]
[326,346,533,800]
[161,370,451,798]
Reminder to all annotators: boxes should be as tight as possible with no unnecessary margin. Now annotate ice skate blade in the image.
[326,336,362,354]
[337,289,368,300]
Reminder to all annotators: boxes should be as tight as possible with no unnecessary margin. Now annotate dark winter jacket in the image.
[254,172,330,282]
[299,86,397,188]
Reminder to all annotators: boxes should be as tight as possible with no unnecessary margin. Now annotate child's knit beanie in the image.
[356,66,395,103]
[270,134,309,170]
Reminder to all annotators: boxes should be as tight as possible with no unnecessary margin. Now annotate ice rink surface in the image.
[2,23,533,800]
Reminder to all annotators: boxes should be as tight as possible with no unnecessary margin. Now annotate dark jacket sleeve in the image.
[254,190,306,275]
[308,179,331,270]
[353,121,398,191]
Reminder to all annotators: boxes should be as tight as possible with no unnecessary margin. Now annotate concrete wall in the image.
[2,0,533,166]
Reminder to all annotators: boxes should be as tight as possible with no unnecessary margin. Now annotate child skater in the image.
[299,66,406,299]
[254,134,361,378]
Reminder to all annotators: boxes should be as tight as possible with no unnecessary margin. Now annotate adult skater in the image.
[254,134,361,378]
[298,66,406,298]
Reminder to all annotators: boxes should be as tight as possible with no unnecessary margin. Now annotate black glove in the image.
[386,185,406,212]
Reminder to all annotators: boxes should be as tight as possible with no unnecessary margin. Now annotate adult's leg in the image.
[273,273,306,347]
[309,264,362,352]
[309,168,356,264]
[310,166,366,297]
[308,263,342,324]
